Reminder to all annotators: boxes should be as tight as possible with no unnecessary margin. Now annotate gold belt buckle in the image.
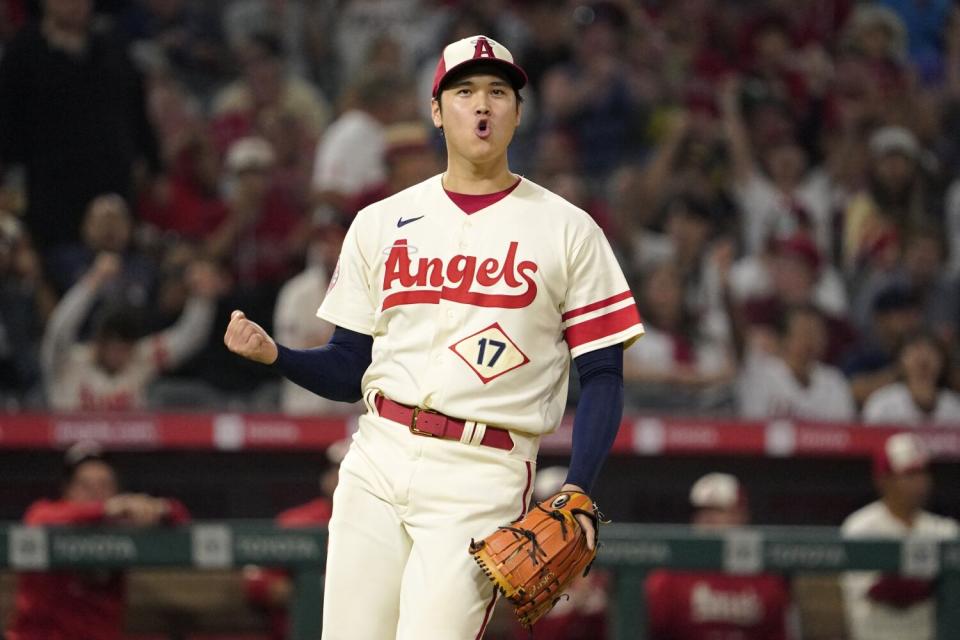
[409,406,436,437]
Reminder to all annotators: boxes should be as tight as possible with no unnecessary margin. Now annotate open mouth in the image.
[475,119,491,139]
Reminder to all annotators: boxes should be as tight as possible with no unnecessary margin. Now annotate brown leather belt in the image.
[374,395,513,451]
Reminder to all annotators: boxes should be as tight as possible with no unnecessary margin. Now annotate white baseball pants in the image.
[320,410,536,639]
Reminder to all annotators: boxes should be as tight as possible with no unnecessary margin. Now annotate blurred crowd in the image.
[2,0,960,425]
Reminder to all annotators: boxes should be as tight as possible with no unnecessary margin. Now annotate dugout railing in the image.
[1,522,958,639]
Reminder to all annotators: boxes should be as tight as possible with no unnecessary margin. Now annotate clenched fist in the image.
[224,310,279,365]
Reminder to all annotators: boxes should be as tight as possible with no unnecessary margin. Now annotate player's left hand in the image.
[561,482,596,550]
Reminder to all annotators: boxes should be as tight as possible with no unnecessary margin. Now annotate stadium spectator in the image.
[206,136,306,291]
[142,66,208,166]
[737,304,856,421]
[876,0,952,81]
[222,0,327,83]
[332,0,438,84]
[946,168,960,275]
[0,212,54,408]
[45,193,157,303]
[539,1,643,177]
[242,438,346,640]
[841,432,959,640]
[850,224,958,346]
[728,231,849,321]
[721,74,835,259]
[0,0,159,253]
[732,233,856,366]
[6,441,190,640]
[273,222,351,416]
[118,0,228,98]
[646,472,796,640]
[309,71,412,220]
[625,260,734,411]
[0,0,28,51]
[345,120,443,214]
[843,284,923,408]
[862,332,960,426]
[40,251,223,411]
[139,131,229,243]
[837,5,911,123]
[842,126,929,278]
[630,193,719,306]
[211,31,329,156]
[632,109,722,219]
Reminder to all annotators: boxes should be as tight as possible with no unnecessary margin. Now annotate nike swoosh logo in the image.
[397,215,424,228]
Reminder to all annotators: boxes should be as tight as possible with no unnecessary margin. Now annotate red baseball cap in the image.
[775,233,822,274]
[873,432,930,479]
[431,35,527,98]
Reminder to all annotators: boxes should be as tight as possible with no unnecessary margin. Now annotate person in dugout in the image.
[645,472,798,640]
[841,432,959,640]
[6,441,190,640]
[242,439,347,640]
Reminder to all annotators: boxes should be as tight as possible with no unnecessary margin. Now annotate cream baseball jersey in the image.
[317,174,643,435]
[842,501,959,640]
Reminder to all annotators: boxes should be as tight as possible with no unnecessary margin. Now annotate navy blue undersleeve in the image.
[565,345,624,493]
[274,327,622,490]
[273,326,373,403]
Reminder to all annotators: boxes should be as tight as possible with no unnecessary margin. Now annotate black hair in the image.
[61,441,113,489]
[93,304,143,343]
[435,63,524,107]
[353,72,407,111]
[775,303,824,338]
[897,331,950,388]
[658,192,716,227]
[248,31,284,59]
[873,284,920,315]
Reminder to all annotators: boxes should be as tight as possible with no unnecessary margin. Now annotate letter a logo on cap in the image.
[473,36,495,59]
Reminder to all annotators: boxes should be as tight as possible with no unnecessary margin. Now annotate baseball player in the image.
[8,442,190,640]
[842,433,959,640]
[225,35,643,639]
[645,473,796,640]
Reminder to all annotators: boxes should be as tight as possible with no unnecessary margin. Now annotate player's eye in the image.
[456,88,471,96]
[491,88,506,96]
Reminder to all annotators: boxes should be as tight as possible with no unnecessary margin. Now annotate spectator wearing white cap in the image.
[842,126,929,277]
[206,136,307,290]
[841,433,959,640]
[646,473,797,640]
[862,332,960,426]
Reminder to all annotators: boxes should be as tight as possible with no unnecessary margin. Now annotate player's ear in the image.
[431,98,443,130]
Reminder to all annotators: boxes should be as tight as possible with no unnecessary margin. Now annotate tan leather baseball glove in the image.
[468,491,600,628]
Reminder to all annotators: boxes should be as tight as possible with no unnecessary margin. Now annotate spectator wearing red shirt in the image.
[139,132,229,242]
[242,439,347,640]
[6,442,190,640]
[646,473,797,640]
[206,136,306,290]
